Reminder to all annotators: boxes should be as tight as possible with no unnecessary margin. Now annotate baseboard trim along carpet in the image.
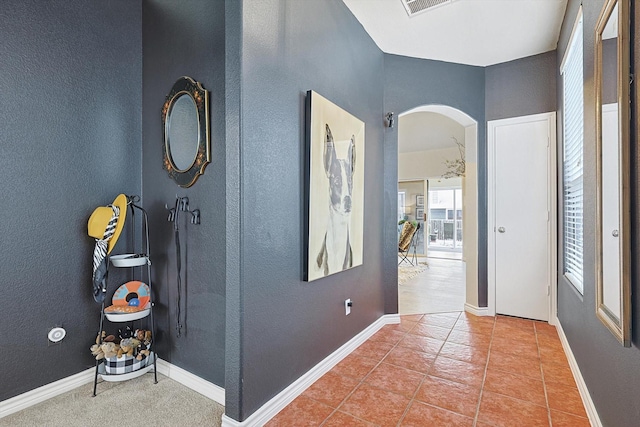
[464,303,490,317]
[0,358,226,419]
[556,320,602,427]
[156,359,225,406]
[0,367,95,419]
[221,313,401,427]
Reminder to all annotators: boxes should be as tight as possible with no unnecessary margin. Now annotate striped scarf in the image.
[92,205,120,303]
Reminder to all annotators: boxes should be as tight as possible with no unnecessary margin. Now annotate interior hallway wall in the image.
[383,54,486,305]
[0,0,142,401]
[227,0,387,420]
[142,0,226,387]
[556,1,640,426]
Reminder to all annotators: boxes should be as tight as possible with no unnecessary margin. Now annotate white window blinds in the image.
[561,11,584,293]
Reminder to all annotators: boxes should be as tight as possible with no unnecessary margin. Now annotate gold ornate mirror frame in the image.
[595,0,631,346]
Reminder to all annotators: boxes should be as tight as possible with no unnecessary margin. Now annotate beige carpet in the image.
[0,373,224,427]
[398,260,429,286]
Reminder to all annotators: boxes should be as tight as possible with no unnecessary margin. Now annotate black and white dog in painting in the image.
[316,124,356,276]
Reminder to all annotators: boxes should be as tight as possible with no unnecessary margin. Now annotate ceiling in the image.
[342,0,568,67]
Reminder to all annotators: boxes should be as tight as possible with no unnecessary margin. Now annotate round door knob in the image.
[498,227,506,233]
[612,229,619,237]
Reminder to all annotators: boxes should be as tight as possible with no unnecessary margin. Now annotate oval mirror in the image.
[167,94,199,172]
[595,0,631,346]
[162,76,211,188]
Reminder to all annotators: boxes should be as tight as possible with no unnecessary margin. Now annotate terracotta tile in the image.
[475,423,494,427]
[487,349,542,380]
[351,340,395,361]
[331,354,378,380]
[414,375,481,417]
[454,320,495,336]
[491,336,540,359]
[477,390,550,427]
[386,321,416,333]
[418,314,458,329]
[534,321,559,337]
[447,329,492,349]
[322,411,379,427]
[483,369,546,406]
[439,341,489,366]
[546,383,587,417]
[496,315,535,331]
[431,311,462,319]
[400,314,424,322]
[550,409,591,427]
[539,344,569,366]
[266,395,333,427]
[302,372,359,408]
[340,383,411,426]
[493,323,538,344]
[537,333,564,351]
[541,361,577,388]
[369,327,407,344]
[459,312,496,325]
[383,345,436,374]
[400,400,474,427]
[408,323,452,341]
[430,355,486,387]
[364,362,425,397]
[398,334,445,354]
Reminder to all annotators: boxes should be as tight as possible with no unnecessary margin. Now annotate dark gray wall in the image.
[485,51,557,121]
[228,0,386,420]
[557,1,640,426]
[141,0,226,387]
[0,0,142,401]
[383,54,487,305]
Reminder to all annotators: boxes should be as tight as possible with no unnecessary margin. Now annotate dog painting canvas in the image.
[305,91,364,282]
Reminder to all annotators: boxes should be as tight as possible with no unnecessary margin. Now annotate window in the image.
[561,9,584,293]
[398,191,406,221]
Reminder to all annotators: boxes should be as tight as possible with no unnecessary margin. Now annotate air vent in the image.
[402,0,453,17]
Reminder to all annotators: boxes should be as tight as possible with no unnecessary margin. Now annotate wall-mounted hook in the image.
[191,209,200,225]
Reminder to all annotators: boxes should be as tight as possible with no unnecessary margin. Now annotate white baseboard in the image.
[156,359,225,406]
[221,313,400,427]
[0,367,95,419]
[555,320,602,427]
[464,303,490,316]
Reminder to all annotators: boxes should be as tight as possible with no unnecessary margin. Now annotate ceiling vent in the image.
[401,0,453,17]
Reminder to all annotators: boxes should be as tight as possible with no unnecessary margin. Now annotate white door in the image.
[488,113,556,321]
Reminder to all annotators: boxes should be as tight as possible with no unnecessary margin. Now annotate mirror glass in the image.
[162,76,211,188]
[168,94,199,171]
[595,0,630,346]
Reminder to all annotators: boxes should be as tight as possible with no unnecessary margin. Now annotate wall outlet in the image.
[345,298,352,316]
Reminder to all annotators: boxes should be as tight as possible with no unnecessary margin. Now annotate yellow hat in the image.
[87,194,128,254]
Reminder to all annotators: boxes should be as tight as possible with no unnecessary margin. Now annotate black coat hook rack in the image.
[165,196,200,338]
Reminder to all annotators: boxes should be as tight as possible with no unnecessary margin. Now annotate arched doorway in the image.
[397,105,479,314]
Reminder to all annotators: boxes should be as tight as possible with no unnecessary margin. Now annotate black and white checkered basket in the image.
[104,354,149,375]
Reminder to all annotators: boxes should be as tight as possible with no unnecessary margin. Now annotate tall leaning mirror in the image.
[595,0,631,346]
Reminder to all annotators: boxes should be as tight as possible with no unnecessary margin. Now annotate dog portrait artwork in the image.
[306,91,364,282]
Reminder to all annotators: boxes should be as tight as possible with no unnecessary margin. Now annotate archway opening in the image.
[397,104,479,314]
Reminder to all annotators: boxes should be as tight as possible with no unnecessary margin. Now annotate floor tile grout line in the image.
[320,315,432,427]
[395,311,461,426]
[472,316,496,427]
[536,325,554,427]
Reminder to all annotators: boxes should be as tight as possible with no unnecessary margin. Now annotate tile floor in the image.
[267,312,589,427]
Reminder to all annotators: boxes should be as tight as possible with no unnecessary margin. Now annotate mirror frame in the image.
[595,0,631,346]
[162,76,211,188]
